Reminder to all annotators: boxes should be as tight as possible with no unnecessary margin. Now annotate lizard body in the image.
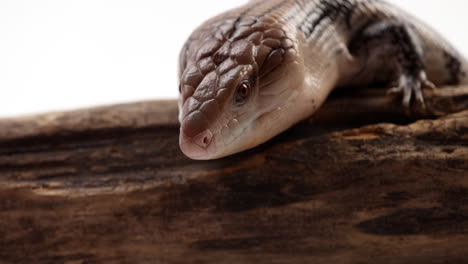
[178,0,468,160]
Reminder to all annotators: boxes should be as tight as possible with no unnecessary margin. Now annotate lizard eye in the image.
[236,81,251,102]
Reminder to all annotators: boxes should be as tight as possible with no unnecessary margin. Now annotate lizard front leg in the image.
[348,21,436,114]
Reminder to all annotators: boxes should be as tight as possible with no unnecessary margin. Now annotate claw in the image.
[387,70,436,116]
[386,86,402,96]
[420,71,436,90]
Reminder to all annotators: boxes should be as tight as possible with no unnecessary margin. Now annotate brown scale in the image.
[180,17,296,108]
[178,4,300,141]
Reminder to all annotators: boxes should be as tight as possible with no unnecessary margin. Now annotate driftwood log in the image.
[0,86,467,263]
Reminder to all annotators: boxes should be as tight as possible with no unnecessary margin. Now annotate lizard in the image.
[177,0,468,160]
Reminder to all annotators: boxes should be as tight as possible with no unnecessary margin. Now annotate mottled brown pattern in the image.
[179,10,297,123]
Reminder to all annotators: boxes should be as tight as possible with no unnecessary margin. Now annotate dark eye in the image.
[236,81,251,102]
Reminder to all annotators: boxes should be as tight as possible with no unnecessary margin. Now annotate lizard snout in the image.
[179,129,214,160]
[180,111,215,159]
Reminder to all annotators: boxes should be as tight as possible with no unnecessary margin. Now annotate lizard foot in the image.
[387,71,436,116]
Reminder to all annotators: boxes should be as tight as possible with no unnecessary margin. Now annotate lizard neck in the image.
[251,31,340,146]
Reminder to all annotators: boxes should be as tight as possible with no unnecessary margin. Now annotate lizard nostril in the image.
[194,130,213,148]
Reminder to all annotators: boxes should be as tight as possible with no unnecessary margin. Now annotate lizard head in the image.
[178,17,304,160]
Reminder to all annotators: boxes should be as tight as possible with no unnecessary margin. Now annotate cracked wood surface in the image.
[0,86,467,263]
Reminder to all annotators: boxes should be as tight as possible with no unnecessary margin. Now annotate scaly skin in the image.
[178,0,468,160]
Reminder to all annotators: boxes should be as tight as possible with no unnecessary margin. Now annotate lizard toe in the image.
[387,71,436,116]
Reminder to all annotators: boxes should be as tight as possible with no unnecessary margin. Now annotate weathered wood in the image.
[0,86,467,264]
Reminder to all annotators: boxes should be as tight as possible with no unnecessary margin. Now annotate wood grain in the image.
[0,86,467,264]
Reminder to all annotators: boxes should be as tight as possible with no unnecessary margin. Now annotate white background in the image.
[1,0,467,117]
